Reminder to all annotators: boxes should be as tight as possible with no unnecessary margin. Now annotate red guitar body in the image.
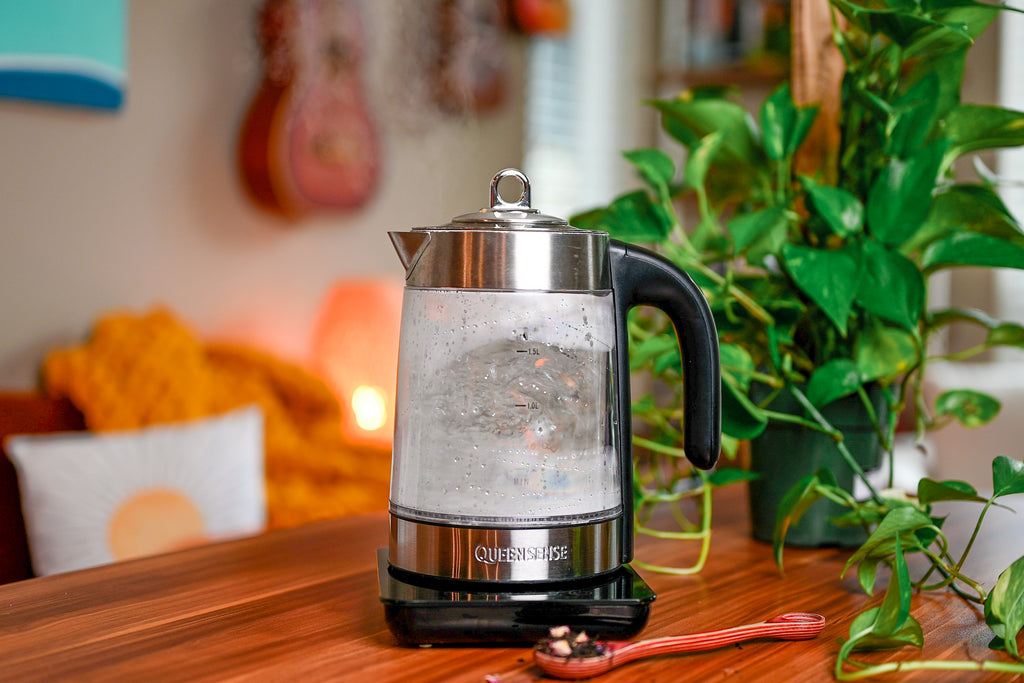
[508,0,570,35]
[238,0,380,217]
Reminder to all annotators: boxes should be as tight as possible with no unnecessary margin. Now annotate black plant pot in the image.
[748,385,886,547]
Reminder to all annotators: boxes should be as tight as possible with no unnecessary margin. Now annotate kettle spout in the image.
[388,231,431,277]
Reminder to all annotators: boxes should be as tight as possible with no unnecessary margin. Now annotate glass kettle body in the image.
[387,169,720,583]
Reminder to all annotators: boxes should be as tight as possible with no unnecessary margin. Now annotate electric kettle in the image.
[387,168,720,584]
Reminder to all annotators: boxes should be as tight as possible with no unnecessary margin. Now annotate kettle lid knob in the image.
[489,168,531,210]
[451,168,568,229]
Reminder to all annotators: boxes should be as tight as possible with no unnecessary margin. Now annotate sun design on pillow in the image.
[107,487,208,561]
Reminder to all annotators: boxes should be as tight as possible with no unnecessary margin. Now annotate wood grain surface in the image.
[1,485,1020,682]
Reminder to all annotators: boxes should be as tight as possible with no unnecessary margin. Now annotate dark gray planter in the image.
[748,385,886,547]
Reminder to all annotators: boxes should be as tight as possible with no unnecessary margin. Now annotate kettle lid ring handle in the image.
[489,168,531,210]
[450,168,567,228]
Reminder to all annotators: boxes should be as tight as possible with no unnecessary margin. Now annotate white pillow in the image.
[6,406,266,576]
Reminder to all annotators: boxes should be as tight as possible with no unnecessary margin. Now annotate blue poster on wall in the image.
[0,0,126,111]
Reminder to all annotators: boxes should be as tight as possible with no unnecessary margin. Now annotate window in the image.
[997,11,1024,361]
[522,0,658,220]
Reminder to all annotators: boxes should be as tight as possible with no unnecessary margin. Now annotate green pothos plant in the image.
[574,0,1024,676]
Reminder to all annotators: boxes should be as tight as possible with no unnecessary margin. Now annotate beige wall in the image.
[0,2,1003,392]
[0,1,526,388]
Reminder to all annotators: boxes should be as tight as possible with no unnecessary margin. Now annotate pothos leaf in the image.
[917,478,988,505]
[867,140,947,248]
[802,176,864,237]
[831,500,890,529]
[943,104,1024,169]
[934,389,1001,428]
[728,206,790,264]
[858,558,882,596]
[623,148,675,194]
[629,334,678,371]
[653,347,681,375]
[707,467,760,488]
[832,0,970,52]
[889,72,941,158]
[772,468,839,569]
[652,95,762,164]
[630,393,657,416]
[985,555,1024,659]
[840,608,924,655]
[806,359,861,408]
[993,456,1024,499]
[571,190,673,243]
[903,16,973,59]
[653,95,769,207]
[905,184,1024,255]
[782,242,863,336]
[839,538,924,661]
[876,535,913,637]
[843,506,935,577]
[721,377,768,440]
[759,83,818,161]
[686,129,725,183]
[719,343,755,391]
[855,240,925,332]
[760,83,795,162]
[921,232,1024,274]
[924,0,1000,40]
[855,317,919,382]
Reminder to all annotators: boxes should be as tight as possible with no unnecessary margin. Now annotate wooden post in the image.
[791,0,845,183]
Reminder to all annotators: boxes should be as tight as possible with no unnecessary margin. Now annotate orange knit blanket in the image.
[43,309,391,529]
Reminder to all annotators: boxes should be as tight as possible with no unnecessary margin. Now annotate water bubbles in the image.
[392,289,621,522]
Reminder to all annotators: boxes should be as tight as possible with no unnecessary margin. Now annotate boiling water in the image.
[391,289,622,527]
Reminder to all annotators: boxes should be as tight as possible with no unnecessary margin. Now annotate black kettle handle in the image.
[610,240,722,560]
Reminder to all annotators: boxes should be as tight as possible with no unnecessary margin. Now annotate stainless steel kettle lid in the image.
[389,168,609,291]
[448,168,569,230]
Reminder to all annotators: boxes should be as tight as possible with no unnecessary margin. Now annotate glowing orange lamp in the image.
[311,278,403,450]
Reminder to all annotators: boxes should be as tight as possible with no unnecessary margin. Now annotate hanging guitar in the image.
[434,0,509,115]
[238,0,380,217]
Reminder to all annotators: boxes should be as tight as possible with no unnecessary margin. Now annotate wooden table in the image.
[1,485,1021,682]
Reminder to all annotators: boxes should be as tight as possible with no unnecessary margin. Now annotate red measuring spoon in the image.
[533,612,826,680]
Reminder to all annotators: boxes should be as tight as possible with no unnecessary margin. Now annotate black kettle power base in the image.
[377,548,655,646]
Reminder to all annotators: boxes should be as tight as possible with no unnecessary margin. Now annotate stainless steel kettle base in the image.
[377,548,656,646]
[388,514,623,582]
